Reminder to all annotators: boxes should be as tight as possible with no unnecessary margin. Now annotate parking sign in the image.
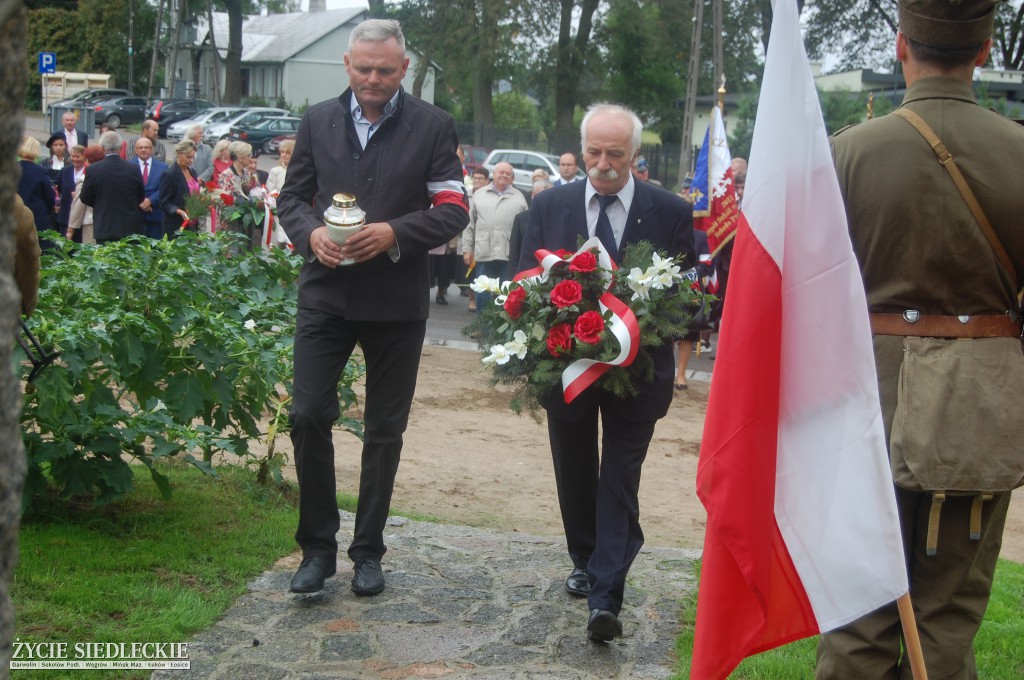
[38,52,56,74]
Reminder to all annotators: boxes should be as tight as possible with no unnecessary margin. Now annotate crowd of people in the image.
[16,117,294,248]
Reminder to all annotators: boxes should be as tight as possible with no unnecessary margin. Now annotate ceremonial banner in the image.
[690,105,739,257]
[690,1,908,678]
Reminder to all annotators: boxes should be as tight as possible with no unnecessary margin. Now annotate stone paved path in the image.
[153,511,700,679]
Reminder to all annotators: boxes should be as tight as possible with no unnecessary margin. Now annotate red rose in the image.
[554,249,573,259]
[550,280,583,308]
[573,311,605,344]
[504,286,527,319]
[546,323,573,357]
[205,181,220,191]
[569,251,598,273]
[220,193,235,206]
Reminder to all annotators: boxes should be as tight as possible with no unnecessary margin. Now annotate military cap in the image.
[899,0,999,49]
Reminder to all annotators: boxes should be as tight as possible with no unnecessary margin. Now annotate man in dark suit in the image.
[133,137,168,239]
[552,151,582,186]
[518,103,694,643]
[80,132,146,243]
[277,18,469,596]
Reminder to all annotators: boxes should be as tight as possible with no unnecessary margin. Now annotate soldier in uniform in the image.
[817,1,1024,678]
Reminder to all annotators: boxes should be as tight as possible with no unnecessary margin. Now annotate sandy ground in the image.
[275,345,1024,564]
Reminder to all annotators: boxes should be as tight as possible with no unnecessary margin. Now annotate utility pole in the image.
[679,0,704,187]
[713,0,724,91]
[128,0,135,89]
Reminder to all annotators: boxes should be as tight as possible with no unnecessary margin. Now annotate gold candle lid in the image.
[332,193,357,209]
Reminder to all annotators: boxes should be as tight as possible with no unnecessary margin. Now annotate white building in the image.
[185,7,437,109]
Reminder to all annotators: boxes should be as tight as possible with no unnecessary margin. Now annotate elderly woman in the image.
[265,138,293,195]
[217,141,262,249]
[158,139,201,238]
[66,145,105,244]
[56,144,87,240]
[17,136,55,246]
[187,126,215,182]
[211,139,232,179]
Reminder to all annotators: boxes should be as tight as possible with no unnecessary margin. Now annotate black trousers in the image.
[546,401,657,615]
[290,307,426,565]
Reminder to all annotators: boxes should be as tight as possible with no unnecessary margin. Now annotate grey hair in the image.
[186,125,204,142]
[227,140,252,161]
[580,103,643,157]
[99,131,123,155]
[349,18,405,53]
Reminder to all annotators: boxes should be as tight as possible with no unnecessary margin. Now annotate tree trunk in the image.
[553,0,599,141]
[222,0,244,104]
[367,0,386,18]
[207,0,221,105]
[166,0,185,96]
[0,0,28,672]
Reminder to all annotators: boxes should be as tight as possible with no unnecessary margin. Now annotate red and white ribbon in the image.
[517,236,640,404]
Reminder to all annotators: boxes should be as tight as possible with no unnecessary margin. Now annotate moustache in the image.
[588,167,619,182]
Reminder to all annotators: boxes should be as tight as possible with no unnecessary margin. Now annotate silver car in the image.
[166,107,245,141]
[204,108,290,146]
[482,149,584,193]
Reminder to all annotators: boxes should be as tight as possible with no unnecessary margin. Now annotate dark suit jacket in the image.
[277,88,469,321]
[80,154,146,241]
[519,179,695,422]
[138,158,168,226]
[56,164,79,228]
[17,160,55,232]
[507,209,530,280]
[63,129,88,149]
[158,163,199,233]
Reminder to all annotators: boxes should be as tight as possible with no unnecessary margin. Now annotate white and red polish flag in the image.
[690,1,908,678]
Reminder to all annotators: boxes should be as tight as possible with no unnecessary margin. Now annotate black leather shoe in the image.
[351,558,385,596]
[587,608,623,643]
[564,567,590,597]
[289,556,336,593]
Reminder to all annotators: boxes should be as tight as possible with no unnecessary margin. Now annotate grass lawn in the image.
[672,559,1024,678]
[11,462,301,680]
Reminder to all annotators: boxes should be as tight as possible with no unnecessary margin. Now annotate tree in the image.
[552,0,600,144]
[2,1,28,672]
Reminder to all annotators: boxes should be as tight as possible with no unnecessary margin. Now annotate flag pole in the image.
[897,593,929,680]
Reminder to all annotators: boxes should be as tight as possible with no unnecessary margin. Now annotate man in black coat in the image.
[80,132,146,243]
[518,103,694,643]
[277,19,469,597]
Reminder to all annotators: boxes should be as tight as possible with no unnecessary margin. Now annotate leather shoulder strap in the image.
[892,107,1017,286]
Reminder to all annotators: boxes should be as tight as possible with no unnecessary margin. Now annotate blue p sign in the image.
[38,52,56,74]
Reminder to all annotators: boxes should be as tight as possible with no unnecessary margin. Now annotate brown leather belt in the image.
[869,312,1023,338]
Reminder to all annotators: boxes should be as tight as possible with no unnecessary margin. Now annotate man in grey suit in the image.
[80,131,145,243]
[277,18,469,596]
[519,103,694,643]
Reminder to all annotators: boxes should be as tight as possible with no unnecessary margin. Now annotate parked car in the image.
[92,96,150,128]
[460,144,489,172]
[165,106,246,141]
[46,88,132,117]
[146,98,215,137]
[204,107,290,146]
[265,133,296,156]
[228,116,302,156]
[482,149,584,193]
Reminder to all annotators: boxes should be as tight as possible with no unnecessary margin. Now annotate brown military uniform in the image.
[818,77,1024,679]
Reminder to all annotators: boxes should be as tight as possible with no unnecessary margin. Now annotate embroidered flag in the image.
[689,105,739,258]
[691,2,908,678]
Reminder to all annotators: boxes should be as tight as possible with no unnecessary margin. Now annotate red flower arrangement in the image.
[467,239,708,416]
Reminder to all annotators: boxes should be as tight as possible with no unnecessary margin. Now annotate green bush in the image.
[19,232,364,508]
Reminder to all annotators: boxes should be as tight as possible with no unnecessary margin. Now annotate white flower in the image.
[505,330,529,360]
[482,344,512,365]
[244,319,257,330]
[152,399,167,412]
[469,275,502,294]
[270,325,282,333]
[627,267,653,301]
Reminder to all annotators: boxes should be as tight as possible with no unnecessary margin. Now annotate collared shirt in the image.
[64,128,78,148]
[584,174,636,249]
[350,90,401,150]
[138,158,150,176]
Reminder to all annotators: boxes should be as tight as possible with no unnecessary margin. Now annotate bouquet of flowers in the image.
[220,187,267,236]
[181,181,221,228]
[467,237,710,417]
